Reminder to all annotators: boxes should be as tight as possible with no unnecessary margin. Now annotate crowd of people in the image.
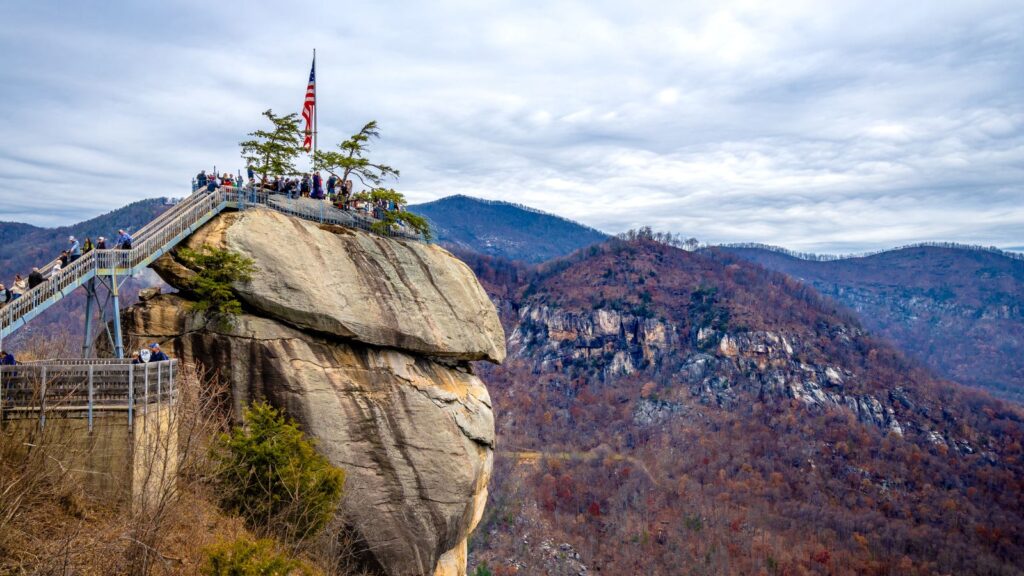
[1,231,134,308]
[193,169,409,221]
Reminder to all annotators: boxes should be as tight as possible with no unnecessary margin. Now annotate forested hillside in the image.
[723,244,1024,402]
[462,235,1024,575]
[409,195,608,263]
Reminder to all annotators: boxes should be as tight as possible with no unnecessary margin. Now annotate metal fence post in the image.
[144,363,150,430]
[88,365,94,432]
[39,366,46,430]
[127,365,134,432]
[157,362,162,411]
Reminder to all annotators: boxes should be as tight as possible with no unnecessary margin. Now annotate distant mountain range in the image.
[3,194,1021,404]
[721,243,1024,402]
[409,194,608,263]
[467,234,1024,573]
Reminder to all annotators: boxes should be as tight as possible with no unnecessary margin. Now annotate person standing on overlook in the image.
[68,236,81,262]
[327,173,337,198]
[147,343,169,362]
[96,236,107,249]
[27,268,43,289]
[83,237,94,254]
[312,172,323,199]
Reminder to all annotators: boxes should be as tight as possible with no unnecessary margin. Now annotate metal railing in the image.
[0,359,177,430]
[1,186,425,339]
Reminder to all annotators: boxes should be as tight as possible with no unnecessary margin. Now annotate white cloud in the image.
[0,0,1021,253]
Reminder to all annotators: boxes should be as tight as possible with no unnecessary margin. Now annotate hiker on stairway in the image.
[83,237,94,254]
[12,274,27,298]
[0,349,15,366]
[27,268,44,289]
[115,229,133,250]
[68,236,82,262]
[196,170,208,190]
[0,283,10,304]
[58,251,69,269]
[96,236,107,249]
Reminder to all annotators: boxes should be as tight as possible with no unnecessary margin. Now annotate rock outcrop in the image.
[153,209,505,363]
[125,207,505,576]
[509,304,915,437]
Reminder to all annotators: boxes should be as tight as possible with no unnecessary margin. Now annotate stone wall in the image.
[1,402,177,509]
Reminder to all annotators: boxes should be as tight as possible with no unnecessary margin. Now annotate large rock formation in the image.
[124,207,505,576]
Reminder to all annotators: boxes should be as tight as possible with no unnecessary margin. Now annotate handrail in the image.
[19,358,138,366]
[1,360,179,427]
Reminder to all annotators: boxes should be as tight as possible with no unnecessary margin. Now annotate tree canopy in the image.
[313,120,399,188]
[354,188,432,240]
[177,244,256,328]
[240,109,305,186]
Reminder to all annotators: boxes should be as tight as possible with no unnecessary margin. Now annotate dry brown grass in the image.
[0,363,378,576]
[0,364,247,576]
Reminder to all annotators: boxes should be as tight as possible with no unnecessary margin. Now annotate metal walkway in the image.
[0,187,420,345]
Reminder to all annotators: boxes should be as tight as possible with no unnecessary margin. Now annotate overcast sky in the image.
[1,1,1021,253]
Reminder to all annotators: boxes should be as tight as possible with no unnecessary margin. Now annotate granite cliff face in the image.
[509,305,912,438]
[124,207,505,576]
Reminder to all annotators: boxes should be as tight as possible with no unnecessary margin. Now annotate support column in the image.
[82,278,96,357]
[110,270,124,359]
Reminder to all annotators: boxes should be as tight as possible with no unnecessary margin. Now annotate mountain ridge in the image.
[722,243,1024,402]
[409,194,608,263]
[719,241,1024,263]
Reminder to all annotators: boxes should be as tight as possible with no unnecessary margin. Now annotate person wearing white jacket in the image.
[11,274,27,299]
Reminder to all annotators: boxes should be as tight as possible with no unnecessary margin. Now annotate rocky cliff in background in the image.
[723,244,1024,402]
[122,207,505,576]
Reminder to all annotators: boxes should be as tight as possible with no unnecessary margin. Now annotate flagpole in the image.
[312,48,317,170]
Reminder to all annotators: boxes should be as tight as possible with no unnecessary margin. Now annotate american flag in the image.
[301,57,316,151]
